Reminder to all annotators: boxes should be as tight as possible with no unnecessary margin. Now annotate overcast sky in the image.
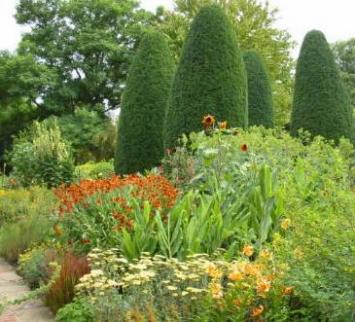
[1,0,354,57]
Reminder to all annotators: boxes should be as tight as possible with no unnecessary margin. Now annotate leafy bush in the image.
[162,124,354,320]
[43,109,116,163]
[18,243,59,289]
[45,252,90,314]
[54,175,178,253]
[55,297,94,322]
[8,121,74,187]
[272,161,355,321]
[0,186,57,228]
[75,160,114,180]
[0,215,52,263]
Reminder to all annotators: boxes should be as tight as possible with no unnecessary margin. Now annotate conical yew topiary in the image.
[291,30,352,141]
[165,5,247,147]
[243,50,274,128]
[115,30,175,174]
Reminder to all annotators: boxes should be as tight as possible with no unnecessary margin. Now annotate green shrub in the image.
[0,215,52,263]
[43,109,116,163]
[243,50,274,128]
[115,30,175,174]
[55,298,94,322]
[165,5,247,147]
[163,125,354,320]
[18,244,59,289]
[9,121,74,187]
[0,186,57,228]
[75,160,114,180]
[274,173,354,321]
[291,30,353,141]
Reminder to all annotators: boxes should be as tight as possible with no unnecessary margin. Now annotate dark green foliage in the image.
[165,5,247,147]
[243,50,273,128]
[291,30,353,141]
[115,30,175,174]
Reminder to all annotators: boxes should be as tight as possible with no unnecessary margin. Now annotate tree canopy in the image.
[15,0,154,115]
[156,0,294,126]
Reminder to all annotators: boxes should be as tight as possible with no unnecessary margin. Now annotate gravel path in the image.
[0,258,54,322]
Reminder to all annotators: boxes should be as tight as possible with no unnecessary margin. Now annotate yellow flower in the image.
[259,249,272,261]
[256,279,271,297]
[244,263,261,276]
[207,264,223,279]
[210,282,223,299]
[242,245,254,257]
[228,271,243,282]
[281,218,291,230]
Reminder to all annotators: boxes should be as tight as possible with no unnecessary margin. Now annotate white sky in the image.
[1,0,354,57]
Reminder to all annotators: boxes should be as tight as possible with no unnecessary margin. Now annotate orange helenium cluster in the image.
[54,174,178,215]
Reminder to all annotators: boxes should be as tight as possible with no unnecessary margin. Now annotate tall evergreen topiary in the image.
[165,5,247,147]
[291,30,352,141]
[243,50,274,128]
[115,30,175,174]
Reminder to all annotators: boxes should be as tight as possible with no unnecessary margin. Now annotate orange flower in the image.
[228,271,243,282]
[54,174,178,215]
[240,144,248,152]
[282,286,294,296]
[207,264,223,279]
[202,114,216,128]
[256,279,271,297]
[242,245,254,257]
[244,263,261,276]
[233,299,242,307]
[210,282,223,299]
[218,121,228,129]
[251,305,264,317]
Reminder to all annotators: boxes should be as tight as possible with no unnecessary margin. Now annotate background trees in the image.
[156,0,294,126]
[165,5,247,147]
[332,38,355,140]
[15,0,154,115]
[291,30,352,141]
